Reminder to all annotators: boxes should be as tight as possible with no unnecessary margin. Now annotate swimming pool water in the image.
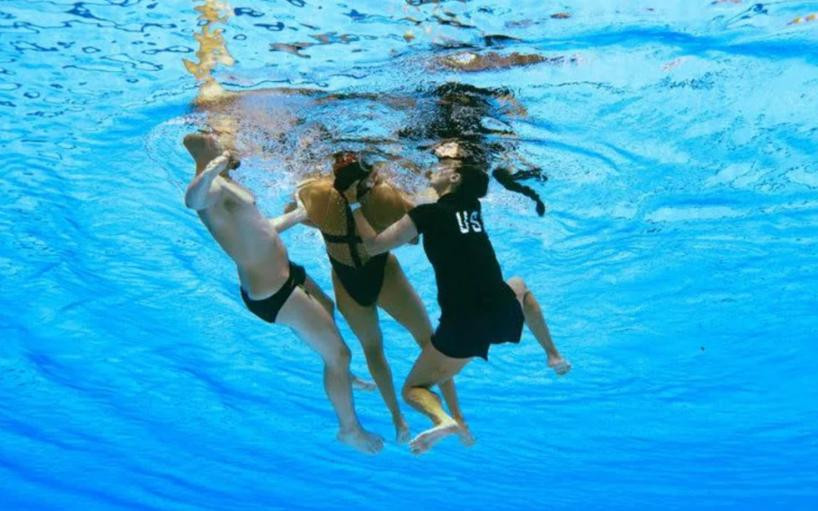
[1,1,817,510]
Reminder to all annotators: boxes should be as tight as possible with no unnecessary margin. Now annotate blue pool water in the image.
[2,1,818,509]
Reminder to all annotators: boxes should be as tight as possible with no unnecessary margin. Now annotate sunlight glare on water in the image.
[1,1,817,510]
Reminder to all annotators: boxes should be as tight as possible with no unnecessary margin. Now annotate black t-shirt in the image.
[408,192,509,316]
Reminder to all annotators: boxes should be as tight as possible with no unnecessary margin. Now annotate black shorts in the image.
[329,253,389,307]
[240,262,307,323]
[431,284,524,360]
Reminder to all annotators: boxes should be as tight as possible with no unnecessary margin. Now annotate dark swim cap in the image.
[332,152,372,192]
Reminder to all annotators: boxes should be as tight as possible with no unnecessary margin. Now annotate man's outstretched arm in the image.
[271,204,308,233]
[184,151,230,210]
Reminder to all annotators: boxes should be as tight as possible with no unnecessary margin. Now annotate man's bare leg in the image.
[301,276,376,392]
[302,275,334,317]
[507,277,571,375]
[276,287,383,454]
[377,255,473,444]
[402,344,470,454]
[333,270,410,443]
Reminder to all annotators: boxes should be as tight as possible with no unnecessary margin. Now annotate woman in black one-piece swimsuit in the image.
[354,148,572,454]
[296,152,465,443]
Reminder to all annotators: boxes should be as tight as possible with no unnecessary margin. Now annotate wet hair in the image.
[492,167,546,216]
[332,152,371,193]
[453,163,489,200]
[400,81,547,215]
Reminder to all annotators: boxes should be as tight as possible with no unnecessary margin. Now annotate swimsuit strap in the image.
[321,232,363,244]
[337,194,364,268]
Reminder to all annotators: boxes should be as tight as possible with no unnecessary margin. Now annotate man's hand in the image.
[281,190,316,229]
[283,187,305,215]
[295,188,307,212]
[203,151,231,175]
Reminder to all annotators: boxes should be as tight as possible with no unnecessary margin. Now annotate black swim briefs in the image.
[240,261,307,323]
[431,283,524,360]
[329,253,389,307]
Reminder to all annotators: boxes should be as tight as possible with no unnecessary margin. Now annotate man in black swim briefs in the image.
[295,152,467,443]
[182,132,383,454]
[240,261,306,323]
[353,148,571,454]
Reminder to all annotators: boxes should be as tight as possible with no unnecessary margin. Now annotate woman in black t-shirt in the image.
[353,151,571,454]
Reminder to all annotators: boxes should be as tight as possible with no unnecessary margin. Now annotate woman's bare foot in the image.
[350,374,377,391]
[454,418,476,447]
[548,356,572,376]
[409,419,460,455]
[395,418,411,444]
[337,427,384,455]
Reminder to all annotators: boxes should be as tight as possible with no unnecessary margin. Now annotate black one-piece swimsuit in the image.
[322,196,388,307]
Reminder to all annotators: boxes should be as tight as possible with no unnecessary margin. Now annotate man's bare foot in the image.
[395,418,411,444]
[454,418,476,447]
[183,132,223,172]
[409,419,460,455]
[337,427,384,455]
[350,374,377,391]
[183,132,240,173]
[548,356,572,376]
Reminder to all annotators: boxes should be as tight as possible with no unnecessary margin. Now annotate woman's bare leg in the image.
[506,276,571,375]
[402,344,471,454]
[276,287,383,454]
[377,255,470,438]
[332,270,410,442]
